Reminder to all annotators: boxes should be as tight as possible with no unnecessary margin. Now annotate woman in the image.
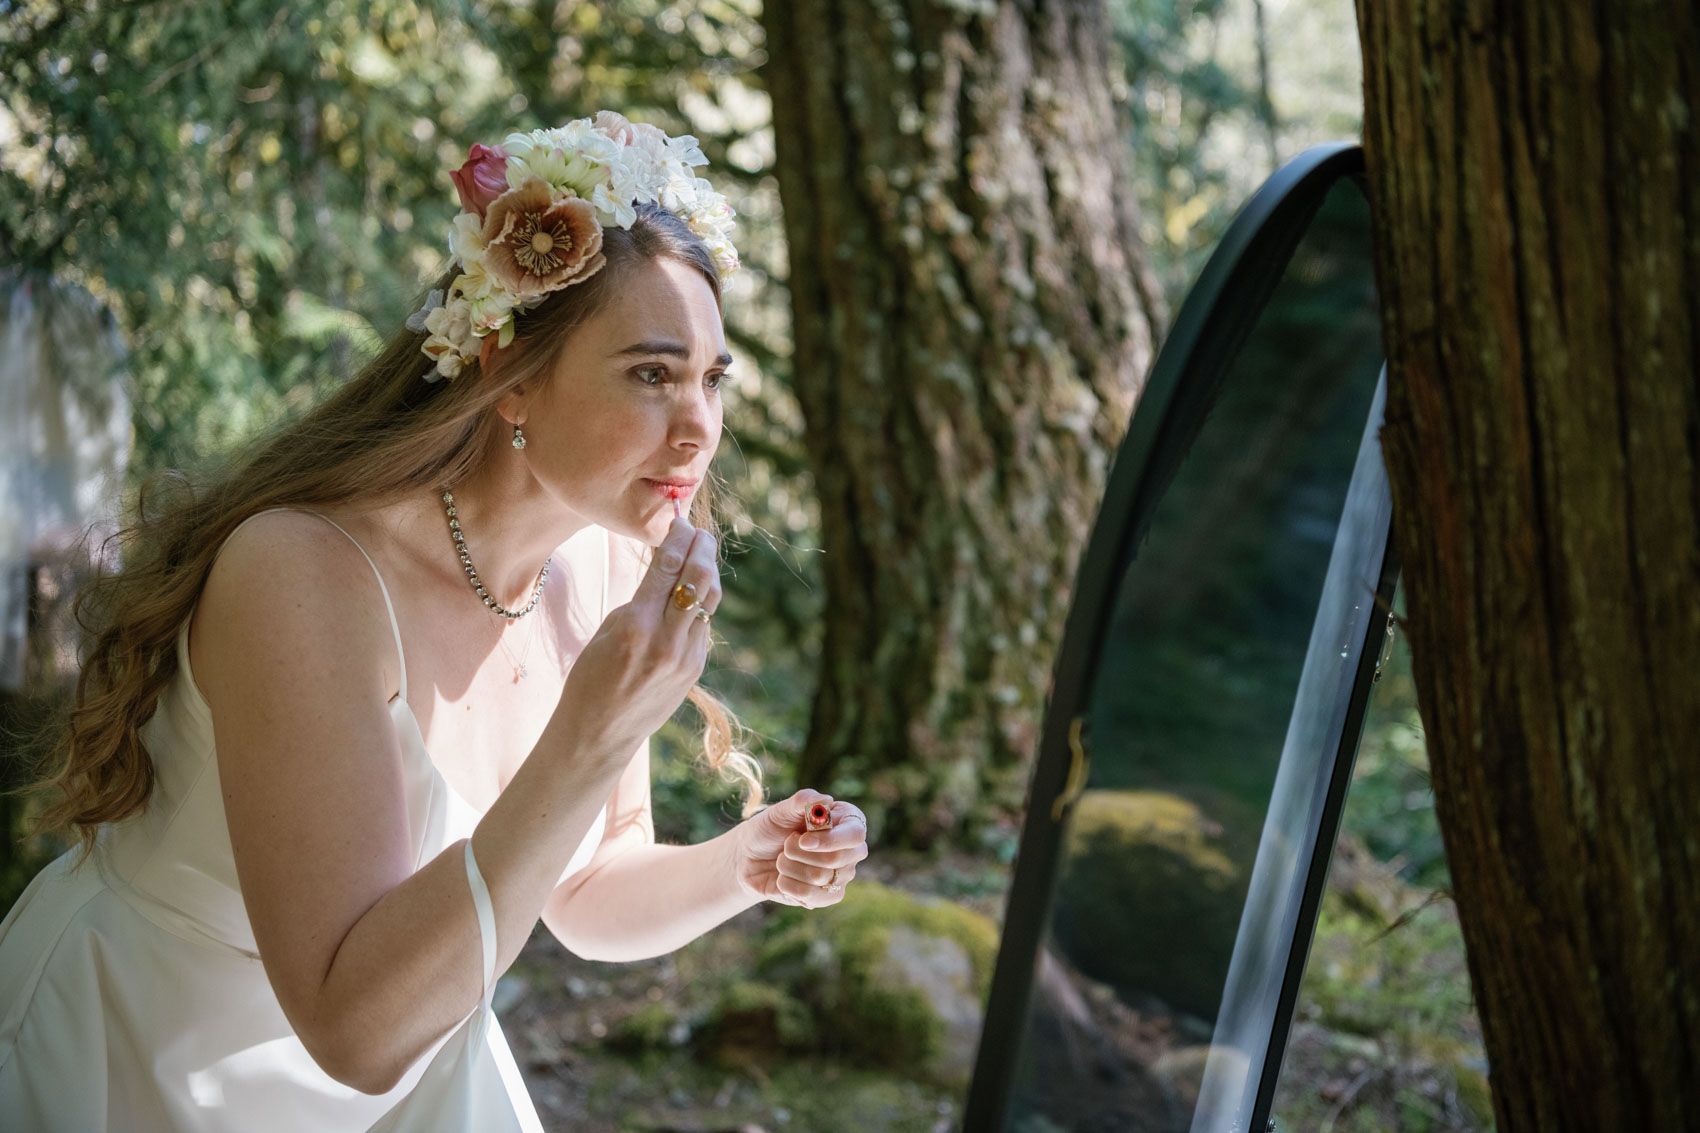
[0,110,869,1130]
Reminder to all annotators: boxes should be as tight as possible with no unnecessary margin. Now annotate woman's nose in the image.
[672,385,718,444]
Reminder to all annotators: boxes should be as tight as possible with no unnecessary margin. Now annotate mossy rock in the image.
[1051,789,1251,1020]
[607,1000,684,1053]
[755,879,999,1090]
[694,979,817,1069]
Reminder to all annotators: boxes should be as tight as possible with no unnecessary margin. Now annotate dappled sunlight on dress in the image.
[0,507,609,1131]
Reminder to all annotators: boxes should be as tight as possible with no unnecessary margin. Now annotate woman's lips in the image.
[644,478,697,498]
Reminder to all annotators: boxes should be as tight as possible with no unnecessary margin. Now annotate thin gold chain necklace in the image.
[492,608,539,682]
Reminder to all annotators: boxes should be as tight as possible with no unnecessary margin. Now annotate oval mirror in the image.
[964,143,1401,1133]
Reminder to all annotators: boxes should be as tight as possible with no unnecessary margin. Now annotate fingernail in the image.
[800,836,820,849]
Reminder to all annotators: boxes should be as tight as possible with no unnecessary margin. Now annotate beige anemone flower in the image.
[481,177,607,297]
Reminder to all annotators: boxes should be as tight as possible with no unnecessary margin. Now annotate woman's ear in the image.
[493,384,526,428]
[483,339,530,426]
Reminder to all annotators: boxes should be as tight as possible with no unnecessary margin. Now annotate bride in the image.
[0,110,869,1131]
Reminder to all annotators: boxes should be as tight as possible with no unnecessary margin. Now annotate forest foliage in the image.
[2,0,1361,834]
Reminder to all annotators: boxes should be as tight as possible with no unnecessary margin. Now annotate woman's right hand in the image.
[555,516,721,763]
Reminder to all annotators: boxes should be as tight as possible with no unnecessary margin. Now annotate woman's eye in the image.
[635,365,735,390]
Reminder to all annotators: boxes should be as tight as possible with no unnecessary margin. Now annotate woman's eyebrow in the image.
[609,337,734,367]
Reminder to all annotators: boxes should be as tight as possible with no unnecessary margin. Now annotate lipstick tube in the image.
[804,802,833,832]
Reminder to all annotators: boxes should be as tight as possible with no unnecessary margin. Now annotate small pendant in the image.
[516,661,528,681]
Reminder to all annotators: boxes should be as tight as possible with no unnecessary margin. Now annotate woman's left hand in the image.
[731,789,868,908]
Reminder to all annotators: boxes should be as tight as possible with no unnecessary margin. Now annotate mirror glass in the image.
[1001,178,1387,1133]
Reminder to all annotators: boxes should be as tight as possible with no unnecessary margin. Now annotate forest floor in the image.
[501,837,1490,1133]
[500,845,990,1133]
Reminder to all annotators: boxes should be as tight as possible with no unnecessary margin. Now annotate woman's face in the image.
[513,256,730,546]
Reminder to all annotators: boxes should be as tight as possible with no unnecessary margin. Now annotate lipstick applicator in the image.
[668,487,683,519]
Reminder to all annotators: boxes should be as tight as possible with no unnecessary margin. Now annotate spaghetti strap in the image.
[222,507,409,704]
[292,511,409,705]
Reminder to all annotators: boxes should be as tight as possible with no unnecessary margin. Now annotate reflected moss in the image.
[1052,789,1259,1020]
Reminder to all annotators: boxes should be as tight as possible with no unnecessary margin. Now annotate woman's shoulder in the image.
[193,509,402,691]
[206,508,385,597]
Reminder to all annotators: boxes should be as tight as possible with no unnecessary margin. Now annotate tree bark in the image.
[1356,2,1700,1127]
[760,0,1164,846]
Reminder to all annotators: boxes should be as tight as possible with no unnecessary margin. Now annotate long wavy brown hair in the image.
[14,202,765,868]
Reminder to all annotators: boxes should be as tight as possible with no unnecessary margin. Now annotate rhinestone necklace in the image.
[440,489,551,620]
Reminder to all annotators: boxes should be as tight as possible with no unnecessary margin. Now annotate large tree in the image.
[1356,2,1699,1126]
[760,0,1165,846]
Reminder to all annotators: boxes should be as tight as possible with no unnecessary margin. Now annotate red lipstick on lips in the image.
[646,477,695,518]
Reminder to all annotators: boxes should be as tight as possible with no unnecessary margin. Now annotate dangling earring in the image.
[512,423,527,450]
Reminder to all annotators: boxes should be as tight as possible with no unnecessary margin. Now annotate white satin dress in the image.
[0,507,612,1131]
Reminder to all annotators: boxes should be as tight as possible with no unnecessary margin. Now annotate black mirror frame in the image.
[962,141,1404,1132]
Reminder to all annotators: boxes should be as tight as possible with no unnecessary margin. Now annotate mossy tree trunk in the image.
[759,0,1164,847]
[1356,2,1700,1126]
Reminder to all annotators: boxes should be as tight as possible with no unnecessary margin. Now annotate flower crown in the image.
[405,110,740,381]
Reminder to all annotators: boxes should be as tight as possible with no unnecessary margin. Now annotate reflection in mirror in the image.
[1269,580,1492,1130]
[1188,367,1391,1127]
[1002,180,1385,1133]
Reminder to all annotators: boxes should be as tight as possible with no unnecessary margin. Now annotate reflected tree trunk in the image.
[1357,2,1700,1127]
[760,0,1164,846]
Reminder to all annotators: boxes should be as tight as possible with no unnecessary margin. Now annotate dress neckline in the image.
[175,520,613,823]
[387,691,486,819]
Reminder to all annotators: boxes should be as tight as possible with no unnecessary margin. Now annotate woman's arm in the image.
[540,736,763,961]
[207,513,636,1095]
[317,729,629,1089]
[538,526,761,959]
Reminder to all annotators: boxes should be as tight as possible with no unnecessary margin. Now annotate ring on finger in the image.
[670,581,698,611]
[693,606,712,624]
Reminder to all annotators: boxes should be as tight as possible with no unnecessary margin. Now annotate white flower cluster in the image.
[407,111,741,381]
